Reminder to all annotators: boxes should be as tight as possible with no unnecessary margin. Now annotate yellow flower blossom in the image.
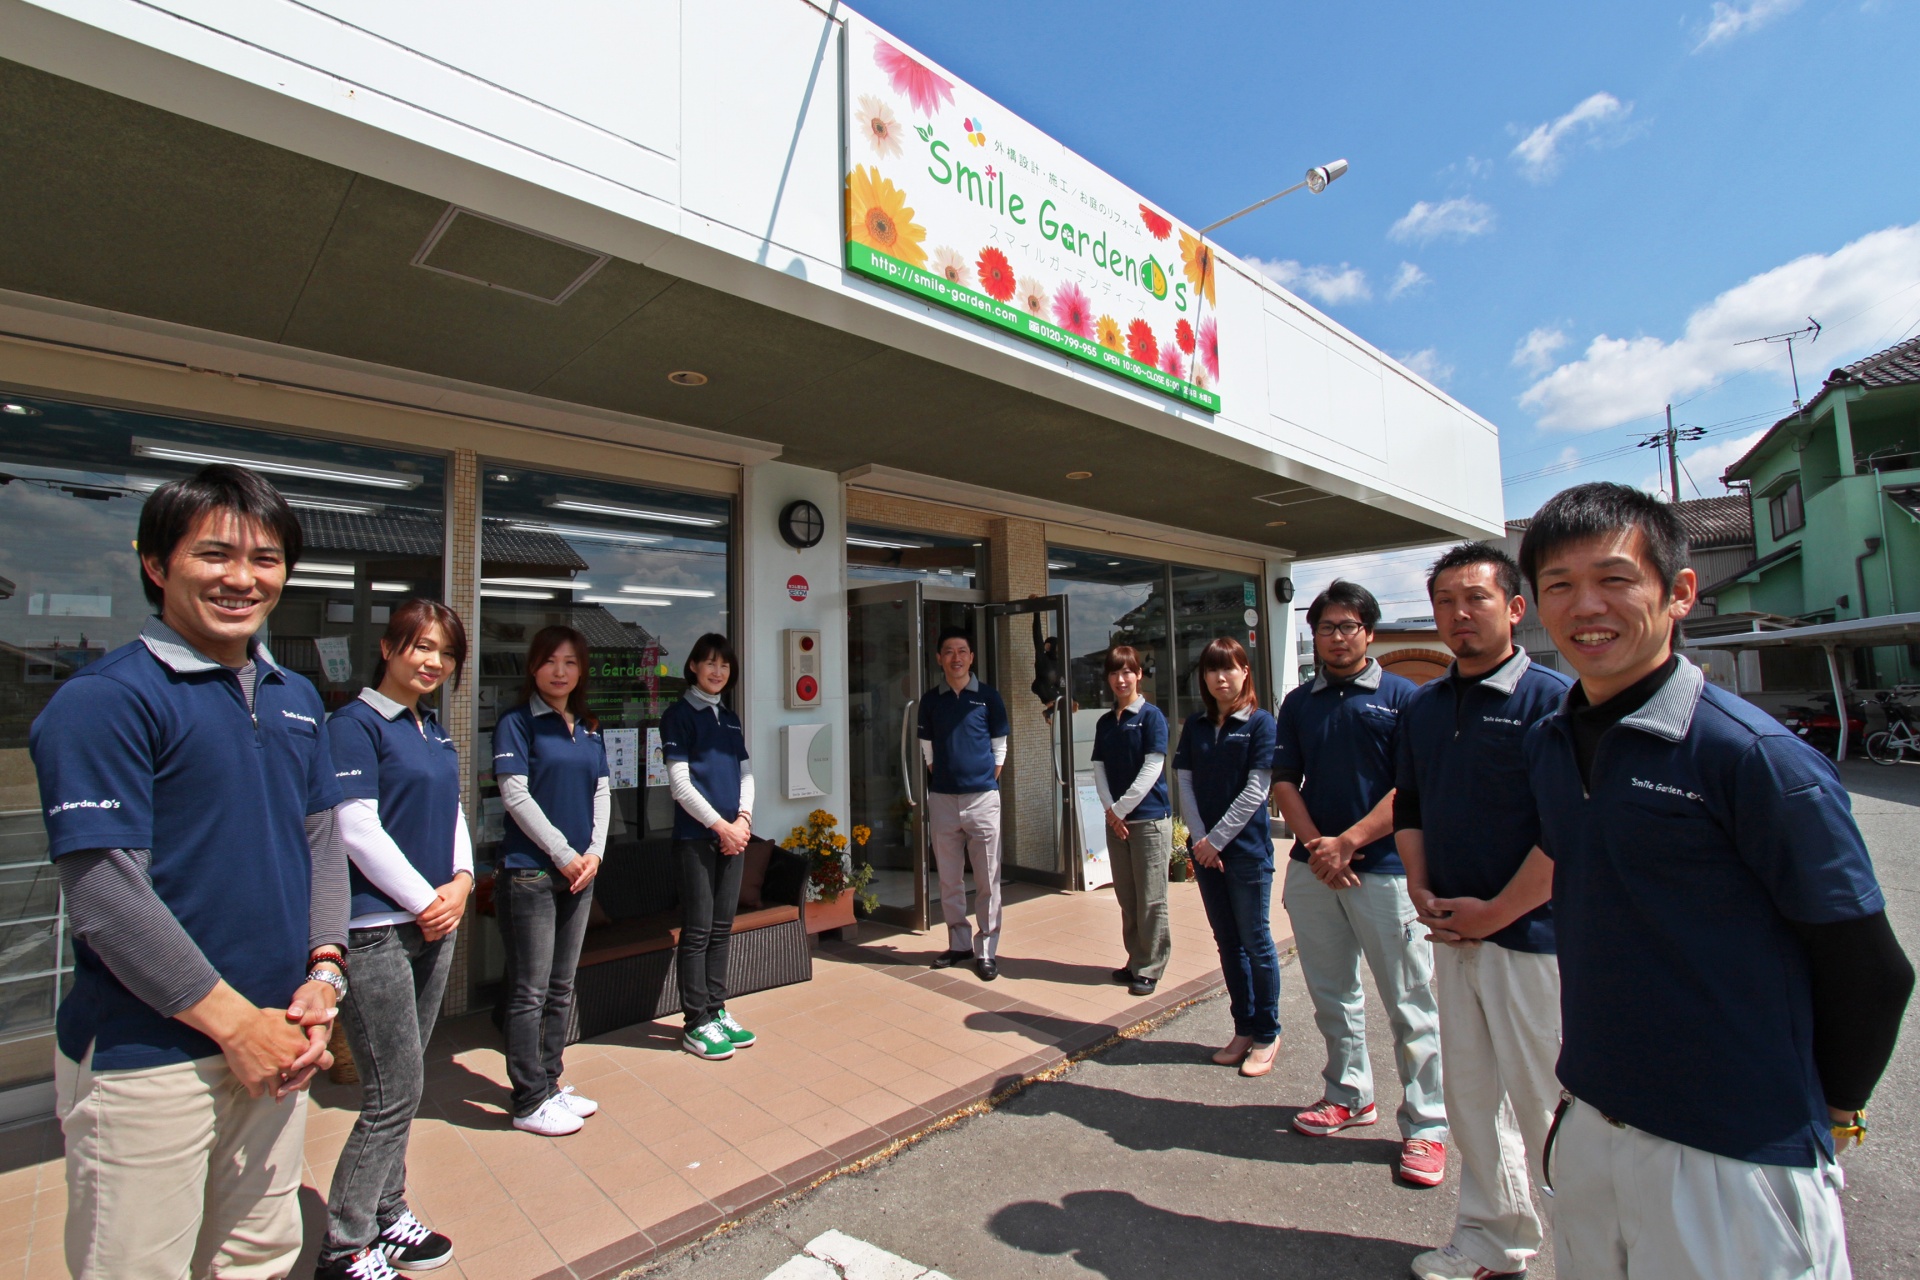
[1178,230,1216,309]
[846,166,928,268]
[1096,315,1123,352]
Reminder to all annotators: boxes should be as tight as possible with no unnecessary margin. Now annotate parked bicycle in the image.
[1865,689,1920,765]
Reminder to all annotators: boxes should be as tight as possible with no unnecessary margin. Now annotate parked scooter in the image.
[1779,692,1868,759]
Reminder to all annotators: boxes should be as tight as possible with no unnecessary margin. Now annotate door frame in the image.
[847,580,928,930]
[976,594,1077,891]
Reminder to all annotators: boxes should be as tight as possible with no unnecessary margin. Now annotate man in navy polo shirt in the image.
[1394,543,1571,1280]
[1274,579,1446,1190]
[918,626,1011,981]
[1520,482,1913,1279]
[30,465,348,1280]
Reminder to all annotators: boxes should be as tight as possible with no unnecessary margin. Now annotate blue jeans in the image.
[1194,855,1282,1042]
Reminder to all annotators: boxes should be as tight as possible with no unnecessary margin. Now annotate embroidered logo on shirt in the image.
[280,709,318,726]
[1481,715,1525,727]
[47,798,123,817]
[1631,777,1704,803]
[335,769,363,778]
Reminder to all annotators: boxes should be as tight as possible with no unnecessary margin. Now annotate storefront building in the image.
[0,0,1503,1119]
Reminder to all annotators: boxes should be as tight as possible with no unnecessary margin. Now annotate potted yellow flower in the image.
[781,808,876,936]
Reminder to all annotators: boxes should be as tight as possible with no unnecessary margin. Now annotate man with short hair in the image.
[919,625,1010,981]
[1520,481,1913,1280]
[1275,579,1447,1189]
[1395,543,1571,1280]
[31,465,349,1280]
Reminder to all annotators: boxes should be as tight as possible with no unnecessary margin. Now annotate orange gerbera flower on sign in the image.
[1126,318,1158,365]
[1175,318,1196,354]
[846,165,928,267]
[976,246,1016,302]
[1096,315,1123,351]
[1179,229,1216,308]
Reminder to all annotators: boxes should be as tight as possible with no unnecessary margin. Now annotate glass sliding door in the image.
[846,581,926,928]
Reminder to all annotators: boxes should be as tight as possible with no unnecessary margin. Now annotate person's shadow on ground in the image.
[991,1189,1420,1279]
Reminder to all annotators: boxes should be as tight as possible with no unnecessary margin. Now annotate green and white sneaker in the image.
[713,1008,756,1048]
[682,1020,735,1060]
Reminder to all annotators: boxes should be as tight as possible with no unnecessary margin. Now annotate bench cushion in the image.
[578,905,800,967]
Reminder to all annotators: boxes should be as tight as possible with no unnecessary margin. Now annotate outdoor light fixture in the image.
[509,521,663,547]
[667,371,709,386]
[1265,519,1288,527]
[1065,471,1093,480]
[580,594,670,607]
[483,577,592,591]
[1200,158,1350,234]
[544,495,723,526]
[480,587,554,599]
[130,438,422,490]
[617,586,715,597]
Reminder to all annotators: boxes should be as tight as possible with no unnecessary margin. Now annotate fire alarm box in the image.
[784,629,822,709]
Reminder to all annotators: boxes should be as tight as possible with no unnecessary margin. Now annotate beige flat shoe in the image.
[1239,1040,1280,1077]
[1211,1035,1255,1066]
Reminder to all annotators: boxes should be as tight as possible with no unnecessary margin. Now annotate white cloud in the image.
[1694,0,1801,50]
[1519,222,1920,432]
[1389,197,1495,245]
[1399,348,1455,386]
[1248,258,1372,305]
[1388,262,1430,300]
[1512,326,1569,373]
[1511,92,1633,183]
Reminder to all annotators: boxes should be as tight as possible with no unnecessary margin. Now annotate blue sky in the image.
[853,0,1920,617]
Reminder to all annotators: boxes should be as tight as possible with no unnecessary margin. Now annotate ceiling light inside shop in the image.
[617,586,715,597]
[483,577,591,591]
[846,536,925,550]
[299,562,357,575]
[2,403,42,416]
[544,496,722,526]
[285,577,354,590]
[1046,562,1070,570]
[370,582,410,592]
[480,587,553,599]
[510,521,662,547]
[580,594,670,607]
[284,495,383,517]
[130,438,422,490]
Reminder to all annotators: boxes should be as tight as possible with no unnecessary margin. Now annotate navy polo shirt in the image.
[660,694,750,841]
[492,700,607,871]
[1526,657,1886,1166]
[1393,648,1571,953]
[29,620,342,1070]
[1273,660,1415,874]
[919,676,1010,794]
[1092,699,1171,820]
[329,688,462,918]
[1173,707,1278,865]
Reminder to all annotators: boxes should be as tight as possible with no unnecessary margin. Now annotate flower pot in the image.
[1168,854,1192,883]
[807,890,856,935]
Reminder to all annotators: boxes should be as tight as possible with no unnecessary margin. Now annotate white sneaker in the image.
[557,1085,598,1118]
[1410,1243,1524,1279]
[511,1095,584,1137]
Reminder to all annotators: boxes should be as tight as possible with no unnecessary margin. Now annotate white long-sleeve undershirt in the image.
[339,798,476,928]
[1176,767,1273,853]
[1094,752,1166,820]
[668,759,755,831]
[499,774,610,869]
[921,738,1009,770]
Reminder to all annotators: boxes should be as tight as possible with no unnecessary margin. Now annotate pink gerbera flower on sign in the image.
[1051,281,1095,338]
[874,38,955,118]
[1197,317,1220,380]
[1159,342,1186,379]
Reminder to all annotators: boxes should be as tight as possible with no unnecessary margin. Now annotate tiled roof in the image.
[1505,494,1751,552]
[298,508,587,570]
[1829,334,1920,391]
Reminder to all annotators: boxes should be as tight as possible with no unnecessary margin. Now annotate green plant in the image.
[780,809,878,914]
[1169,817,1193,881]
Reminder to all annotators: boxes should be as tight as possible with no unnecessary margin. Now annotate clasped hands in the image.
[712,813,754,858]
[1412,886,1499,946]
[1305,832,1362,889]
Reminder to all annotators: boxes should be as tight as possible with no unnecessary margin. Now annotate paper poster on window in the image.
[314,635,353,685]
[1075,772,1113,890]
[604,727,640,790]
[645,726,670,788]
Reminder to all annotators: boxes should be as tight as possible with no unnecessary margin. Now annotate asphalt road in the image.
[639,760,1920,1280]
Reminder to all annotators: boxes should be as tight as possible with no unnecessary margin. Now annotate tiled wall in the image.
[443,448,478,1017]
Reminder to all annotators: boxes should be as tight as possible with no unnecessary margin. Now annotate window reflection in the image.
[845,523,983,589]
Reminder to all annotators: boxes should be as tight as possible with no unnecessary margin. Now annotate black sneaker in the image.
[317,1246,399,1280]
[379,1210,454,1271]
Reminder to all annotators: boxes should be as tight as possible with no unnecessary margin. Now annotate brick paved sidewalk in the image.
[0,878,1283,1280]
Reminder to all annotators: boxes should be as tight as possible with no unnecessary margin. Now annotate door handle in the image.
[900,697,919,809]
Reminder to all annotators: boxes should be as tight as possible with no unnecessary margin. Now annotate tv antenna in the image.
[1735,318,1821,408]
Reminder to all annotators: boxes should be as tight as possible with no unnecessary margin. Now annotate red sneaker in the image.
[1292,1099,1379,1136]
[1399,1138,1447,1187]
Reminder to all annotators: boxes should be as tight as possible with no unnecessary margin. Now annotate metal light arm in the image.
[1200,159,1349,234]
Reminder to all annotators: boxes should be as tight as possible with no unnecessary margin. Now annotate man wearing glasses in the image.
[1274,580,1447,1190]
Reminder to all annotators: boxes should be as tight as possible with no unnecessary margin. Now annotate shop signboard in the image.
[842,15,1222,413]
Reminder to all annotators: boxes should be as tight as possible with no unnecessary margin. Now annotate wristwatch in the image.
[306,965,348,1001]
[1831,1110,1867,1149]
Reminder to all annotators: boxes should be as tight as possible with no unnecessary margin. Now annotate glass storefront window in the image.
[1172,564,1268,714]
[0,391,445,1095]
[1046,548,1170,717]
[471,467,731,1002]
[845,523,984,589]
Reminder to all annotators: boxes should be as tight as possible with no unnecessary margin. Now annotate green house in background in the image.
[1712,335,1920,688]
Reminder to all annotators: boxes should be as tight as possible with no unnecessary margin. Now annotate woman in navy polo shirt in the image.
[1173,637,1282,1077]
[319,599,470,1279]
[1092,645,1173,998]
[661,633,756,1062]
[491,625,609,1137]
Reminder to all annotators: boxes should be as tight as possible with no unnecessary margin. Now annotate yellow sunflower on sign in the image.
[1178,229,1216,308]
[847,165,928,268]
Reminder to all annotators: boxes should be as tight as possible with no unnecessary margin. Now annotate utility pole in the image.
[1666,404,1681,504]
[1638,407,1707,502]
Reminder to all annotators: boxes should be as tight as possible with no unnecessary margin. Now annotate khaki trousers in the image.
[1109,817,1172,980]
[928,789,1002,959]
[56,1048,308,1280]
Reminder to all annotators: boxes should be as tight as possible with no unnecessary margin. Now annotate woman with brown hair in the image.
[491,625,609,1138]
[1172,637,1283,1077]
[1092,646,1172,998]
[319,599,469,1279]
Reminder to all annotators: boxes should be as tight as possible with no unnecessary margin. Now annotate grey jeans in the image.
[928,789,1002,959]
[1110,817,1172,980]
[498,869,594,1118]
[322,923,454,1261]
